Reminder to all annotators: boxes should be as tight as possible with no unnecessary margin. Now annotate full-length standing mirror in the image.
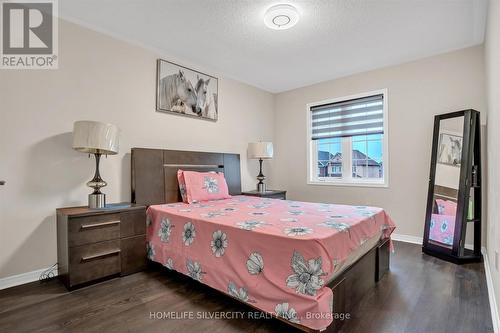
[422,109,482,264]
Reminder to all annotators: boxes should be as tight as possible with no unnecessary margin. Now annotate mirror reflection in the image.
[428,116,464,248]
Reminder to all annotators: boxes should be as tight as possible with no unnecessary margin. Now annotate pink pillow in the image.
[177,170,188,203]
[182,170,231,204]
[435,199,457,216]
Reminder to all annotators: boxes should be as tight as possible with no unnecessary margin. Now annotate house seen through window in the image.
[308,91,388,186]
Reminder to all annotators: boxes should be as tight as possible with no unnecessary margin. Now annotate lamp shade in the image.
[248,142,273,159]
[72,121,120,155]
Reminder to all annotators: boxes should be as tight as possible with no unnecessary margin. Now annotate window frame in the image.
[306,89,389,188]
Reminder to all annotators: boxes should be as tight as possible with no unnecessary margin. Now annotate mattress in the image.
[146,196,395,330]
[326,230,382,284]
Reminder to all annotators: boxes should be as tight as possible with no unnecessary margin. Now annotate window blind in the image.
[310,94,384,140]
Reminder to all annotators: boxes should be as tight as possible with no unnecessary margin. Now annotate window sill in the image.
[307,179,389,188]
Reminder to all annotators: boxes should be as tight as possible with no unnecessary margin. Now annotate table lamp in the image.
[73,121,120,208]
[247,142,273,192]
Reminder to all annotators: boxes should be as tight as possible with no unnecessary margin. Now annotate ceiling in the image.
[59,0,488,93]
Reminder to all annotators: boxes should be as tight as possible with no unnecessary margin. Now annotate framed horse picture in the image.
[156,59,218,121]
[437,131,463,167]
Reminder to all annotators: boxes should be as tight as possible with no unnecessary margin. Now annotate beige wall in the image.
[272,46,486,239]
[0,20,274,278]
[485,0,500,322]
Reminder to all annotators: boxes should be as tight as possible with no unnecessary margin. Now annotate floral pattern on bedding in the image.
[146,195,395,330]
[429,213,456,246]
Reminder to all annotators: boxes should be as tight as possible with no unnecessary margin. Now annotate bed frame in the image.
[131,148,390,333]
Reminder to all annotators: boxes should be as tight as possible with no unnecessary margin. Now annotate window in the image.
[307,90,388,187]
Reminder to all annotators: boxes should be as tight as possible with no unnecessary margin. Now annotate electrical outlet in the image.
[495,250,499,271]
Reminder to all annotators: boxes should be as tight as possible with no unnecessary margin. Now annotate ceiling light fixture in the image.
[264,4,300,30]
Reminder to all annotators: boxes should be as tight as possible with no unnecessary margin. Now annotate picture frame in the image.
[437,132,463,167]
[156,59,218,121]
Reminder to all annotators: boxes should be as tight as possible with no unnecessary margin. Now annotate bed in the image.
[131,148,395,332]
[428,185,459,248]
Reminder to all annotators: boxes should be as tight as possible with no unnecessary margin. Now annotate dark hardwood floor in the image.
[0,242,493,333]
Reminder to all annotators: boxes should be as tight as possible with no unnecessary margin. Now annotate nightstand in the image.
[242,190,287,200]
[56,203,147,290]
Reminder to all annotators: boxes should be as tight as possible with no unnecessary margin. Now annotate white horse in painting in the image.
[439,135,462,165]
[159,70,200,115]
[194,76,218,119]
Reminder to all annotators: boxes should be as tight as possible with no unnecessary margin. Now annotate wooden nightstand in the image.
[56,203,147,289]
[242,190,287,200]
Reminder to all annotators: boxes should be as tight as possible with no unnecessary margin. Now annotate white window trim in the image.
[306,89,389,188]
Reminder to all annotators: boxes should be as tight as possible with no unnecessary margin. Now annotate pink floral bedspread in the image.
[146,195,396,330]
[429,214,455,246]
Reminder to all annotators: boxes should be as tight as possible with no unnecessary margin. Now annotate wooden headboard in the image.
[131,148,241,206]
[434,185,458,202]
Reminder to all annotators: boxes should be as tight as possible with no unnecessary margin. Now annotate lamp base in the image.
[89,193,106,209]
[256,158,267,193]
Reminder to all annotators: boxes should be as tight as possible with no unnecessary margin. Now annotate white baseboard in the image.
[0,267,58,291]
[391,233,423,245]
[482,247,500,333]
[391,233,474,249]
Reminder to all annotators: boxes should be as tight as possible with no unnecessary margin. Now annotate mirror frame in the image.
[422,109,482,264]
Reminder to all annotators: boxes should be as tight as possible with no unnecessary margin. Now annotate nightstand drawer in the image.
[68,213,121,247]
[120,210,146,238]
[69,240,121,286]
